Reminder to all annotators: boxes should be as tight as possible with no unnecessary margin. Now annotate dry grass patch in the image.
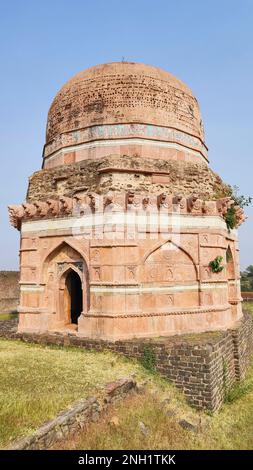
[0,338,165,448]
[57,362,253,450]
[55,391,196,450]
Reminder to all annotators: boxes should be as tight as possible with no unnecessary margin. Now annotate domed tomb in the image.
[9,62,245,342]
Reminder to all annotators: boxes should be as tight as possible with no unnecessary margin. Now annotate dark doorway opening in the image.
[66,270,83,324]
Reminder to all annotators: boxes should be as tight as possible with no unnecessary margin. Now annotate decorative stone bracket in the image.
[8,192,245,230]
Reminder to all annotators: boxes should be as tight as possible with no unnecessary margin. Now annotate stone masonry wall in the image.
[0,271,20,313]
[27,156,231,202]
[232,310,253,379]
[10,377,136,450]
[206,331,237,411]
[1,312,252,411]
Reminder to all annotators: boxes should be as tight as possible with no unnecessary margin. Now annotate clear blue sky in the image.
[0,0,252,270]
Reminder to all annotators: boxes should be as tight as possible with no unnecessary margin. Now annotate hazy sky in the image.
[0,0,252,270]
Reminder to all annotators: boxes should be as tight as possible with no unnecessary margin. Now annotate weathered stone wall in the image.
[232,310,253,379]
[1,312,252,412]
[0,271,20,313]
[27,156,231,202]
[9,377,136,450]
[206,332,237,411]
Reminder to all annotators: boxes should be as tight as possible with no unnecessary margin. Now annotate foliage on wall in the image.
[209,256,224,273]
[225,186,252,231]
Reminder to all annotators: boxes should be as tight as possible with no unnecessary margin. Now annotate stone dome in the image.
[43,62,207,168]
[46,62,204,141]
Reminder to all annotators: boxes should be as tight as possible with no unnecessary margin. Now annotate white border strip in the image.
[20,282,230,295]
[20,285,44,292]
[90,282,228,294]
[228,280,240,286]
[44,138,206,164]
[21,214,227,234]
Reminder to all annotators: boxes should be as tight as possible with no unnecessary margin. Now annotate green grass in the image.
[0,313,18,321]
[243,301,253,316]
[225,380,253,403]
[57,360,253,450]
[0,338,162,449]
[1,331,253,450]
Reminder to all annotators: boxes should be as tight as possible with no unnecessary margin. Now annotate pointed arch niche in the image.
[141,240,199,313]
[42,241,89,328]
[226,245,237,305]
[226,246,235,280]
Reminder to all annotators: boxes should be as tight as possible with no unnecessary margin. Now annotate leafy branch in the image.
[225,186,252,230]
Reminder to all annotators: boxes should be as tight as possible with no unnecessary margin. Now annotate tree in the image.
[245,265,253,278]
[240,265,253,292]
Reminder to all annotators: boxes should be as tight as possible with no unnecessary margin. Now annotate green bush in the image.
[225,206,237,231]
[224,185,252,231]
[209,256,224,273]
[141,345,156,372]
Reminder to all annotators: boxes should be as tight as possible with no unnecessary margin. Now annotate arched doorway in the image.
[65,270,83,324]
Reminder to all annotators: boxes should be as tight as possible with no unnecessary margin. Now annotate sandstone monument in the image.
[9,62,246,340]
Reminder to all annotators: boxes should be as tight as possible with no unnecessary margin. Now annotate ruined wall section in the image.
[27,156,231,202]
[0,271,20,313]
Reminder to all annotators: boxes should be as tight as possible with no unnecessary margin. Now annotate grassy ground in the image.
[1,304,253,450]
[56,358,253,450]
[243,300,253,315]
[0,313,18,321]
[0,338,160,449]
[56,303,253,450]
